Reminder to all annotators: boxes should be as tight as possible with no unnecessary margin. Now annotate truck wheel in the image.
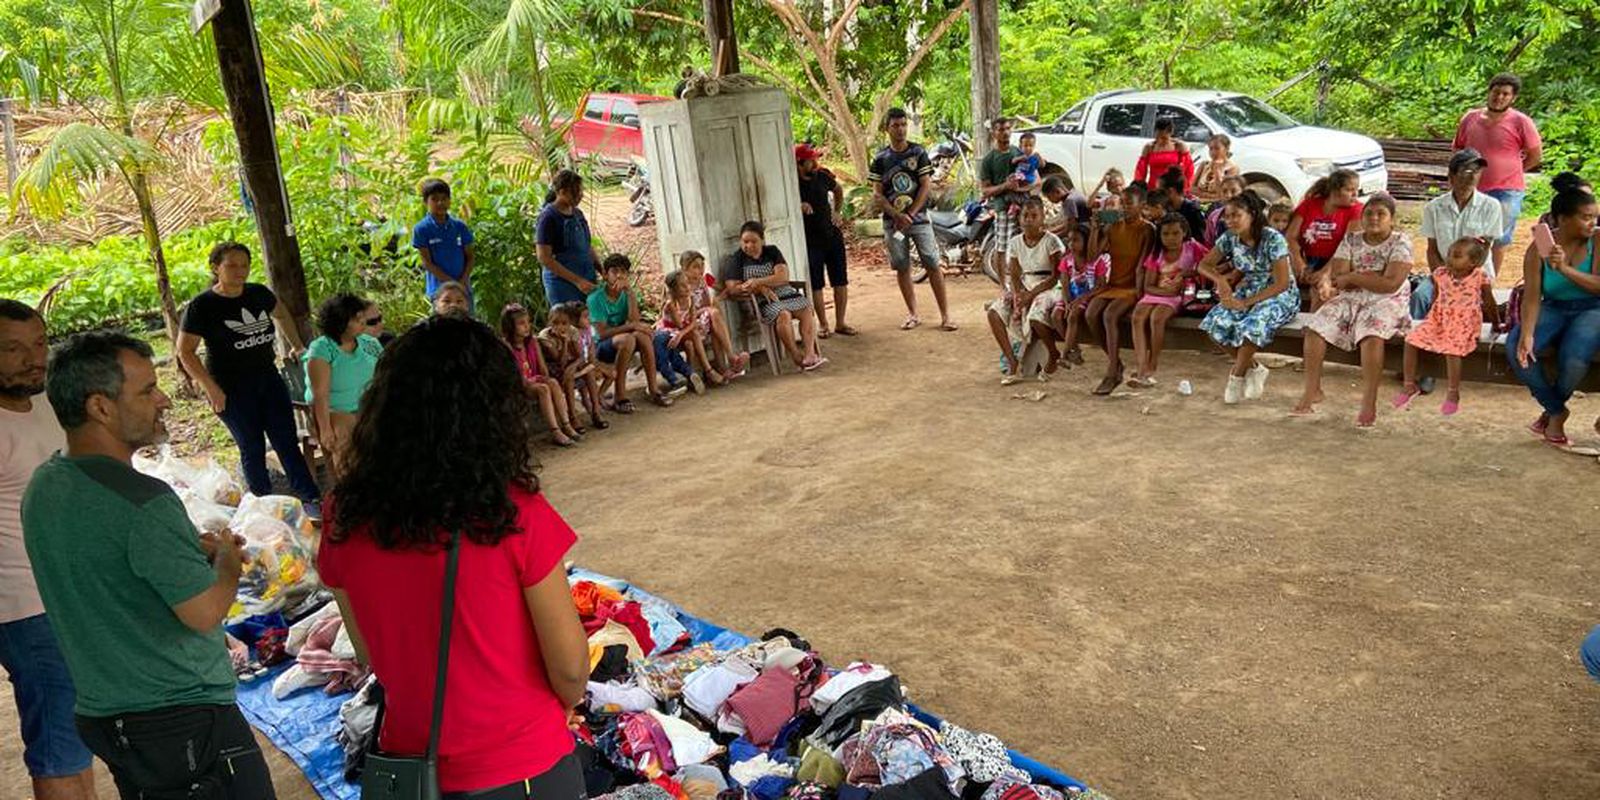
[1244,177,1288,204]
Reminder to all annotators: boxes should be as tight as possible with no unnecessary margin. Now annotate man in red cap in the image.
[796,143,855,337]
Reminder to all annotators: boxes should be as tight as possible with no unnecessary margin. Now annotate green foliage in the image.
[0,220,247,333]
[12,123,160,216]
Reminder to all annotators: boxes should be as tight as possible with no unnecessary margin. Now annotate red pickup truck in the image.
[567,92,670,166]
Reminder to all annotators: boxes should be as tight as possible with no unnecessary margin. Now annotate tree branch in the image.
[1504,28,1539,67]
[868,0,970,135]
[743,51,838,127]
[826,0,864,53]
[628,8,701,30]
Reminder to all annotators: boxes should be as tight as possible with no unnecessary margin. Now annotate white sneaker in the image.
[689,374,706,395]
[1244,363,1269,400]
[1224,375,1245,405]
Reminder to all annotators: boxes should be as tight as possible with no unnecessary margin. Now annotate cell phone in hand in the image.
[1531,223,1555,259]
[1097,209,1123,227]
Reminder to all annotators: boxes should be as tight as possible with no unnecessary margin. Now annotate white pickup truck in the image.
[1023,89,1388,204]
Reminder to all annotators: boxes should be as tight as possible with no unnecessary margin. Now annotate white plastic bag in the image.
[227,495,319,619]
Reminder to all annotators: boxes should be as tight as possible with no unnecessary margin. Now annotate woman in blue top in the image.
[303,292,383,472]
[536,170,602,306]
[1197,190,1301,405]
[1509,173,1600,448]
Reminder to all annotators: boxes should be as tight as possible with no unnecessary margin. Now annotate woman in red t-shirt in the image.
[1133,118,1195,192]
[1288,169,1364,309]
[317,316,590,799]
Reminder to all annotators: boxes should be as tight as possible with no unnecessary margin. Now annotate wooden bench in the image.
[1151,288,1600,390]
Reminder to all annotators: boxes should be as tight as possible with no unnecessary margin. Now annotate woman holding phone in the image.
[1507,173,1600,449]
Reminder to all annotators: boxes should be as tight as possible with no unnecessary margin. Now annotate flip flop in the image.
[1440,398,1460,416]
[1287,406,1321,418]
[1355,411,1377,429]
[1091,375,1119,396]
[1391,388,1421,410]
[939,321,960,332]
[1543,434,1573,451]
[1000,374,1024,386]
[818,329,832,339]
[835,325,859,336]
[1529,414,1550,437]
[900,316,921,331]
[801,356,829,372]
[612,399,636,415]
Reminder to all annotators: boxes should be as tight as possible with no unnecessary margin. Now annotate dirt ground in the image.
[7,218,1600,800]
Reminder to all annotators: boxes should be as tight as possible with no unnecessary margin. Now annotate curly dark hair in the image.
[316,292,369,341]
[328,315,538,550]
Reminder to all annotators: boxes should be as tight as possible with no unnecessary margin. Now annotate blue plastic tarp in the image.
[236,664,360,800]
[242,567,1085,800]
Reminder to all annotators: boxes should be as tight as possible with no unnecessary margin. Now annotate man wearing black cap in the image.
[1413,147,1505,319]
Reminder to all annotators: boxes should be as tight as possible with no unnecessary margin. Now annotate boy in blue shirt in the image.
[412,178,475,302]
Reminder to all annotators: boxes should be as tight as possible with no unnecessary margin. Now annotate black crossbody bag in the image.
[361,531,462,800]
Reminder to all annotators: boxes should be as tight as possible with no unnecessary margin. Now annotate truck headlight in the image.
[1296,158,1334,177]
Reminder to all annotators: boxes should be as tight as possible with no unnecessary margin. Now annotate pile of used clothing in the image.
[568,576,1113,800]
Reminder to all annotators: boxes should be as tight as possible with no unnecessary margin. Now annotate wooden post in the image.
[0,98,17,194]
[969,0,1001,162]
[208,0,312,341]
[704,0,739,74]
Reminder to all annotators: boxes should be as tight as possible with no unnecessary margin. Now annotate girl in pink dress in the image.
[1128,214,1210,387]
[1395,237,1499,416]
[501,304,581,446]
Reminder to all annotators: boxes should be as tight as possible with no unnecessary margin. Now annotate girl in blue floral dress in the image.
[1197,191,1301,404]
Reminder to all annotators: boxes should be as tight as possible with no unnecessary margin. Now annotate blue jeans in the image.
[653,330,692,385]
[1505,296,1600,417]
[1410,274,1435,320]
[885,222,940,272]
[1486,188,1525,247]
[0,614,94,777]
[218,371,321,501]
[1584,626,1600,682]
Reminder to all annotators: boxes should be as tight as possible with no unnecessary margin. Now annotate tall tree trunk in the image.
[1,98,17,193]
[528,38,558,176]
[128,169,181,345]
[968,0,1001,163]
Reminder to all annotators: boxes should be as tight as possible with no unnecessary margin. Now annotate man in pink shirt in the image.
[0,299,97,800]
[1453,72,1543,274]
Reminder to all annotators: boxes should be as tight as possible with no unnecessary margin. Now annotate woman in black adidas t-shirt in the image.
[176,242,322,513]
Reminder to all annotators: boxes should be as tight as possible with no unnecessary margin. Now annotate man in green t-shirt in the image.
[23,331,276,799]
[979,116,1027,279]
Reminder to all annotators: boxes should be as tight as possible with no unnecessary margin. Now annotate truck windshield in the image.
[1202,96,1298,137]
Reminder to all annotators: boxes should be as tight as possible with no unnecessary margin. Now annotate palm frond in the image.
[13,123,161,218]
[266,27,366,90]
[152,24,226,111]
[475,0,568,66]
[0,47,41,104]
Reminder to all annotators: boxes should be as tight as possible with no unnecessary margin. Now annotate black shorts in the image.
[807,233,848,290]
[77,704,276,800]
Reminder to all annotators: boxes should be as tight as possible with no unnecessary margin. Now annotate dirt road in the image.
[6,237,1599,800]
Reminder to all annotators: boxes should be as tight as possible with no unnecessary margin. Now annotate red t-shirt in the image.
[1293,197,1364,262]
[317,486,577,793]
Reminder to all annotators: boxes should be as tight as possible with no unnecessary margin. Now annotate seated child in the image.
[1194,134,1241,202]
[500,303,580,446]
[1129,214,1210,387]
[659,270,724,393]
[540,301,607,430]
[680,250,750,377]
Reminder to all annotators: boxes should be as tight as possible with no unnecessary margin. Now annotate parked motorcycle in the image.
[623,159,653,227]
[929,126,973,190]
[911,199,1000,285]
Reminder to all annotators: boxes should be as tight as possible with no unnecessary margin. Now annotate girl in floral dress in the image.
[1396,237,1498,416]
[1293,195,1414,426]
[1197,191,1301,404]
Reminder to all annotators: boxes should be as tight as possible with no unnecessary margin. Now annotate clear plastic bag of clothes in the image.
[227,495,319,620]
[133,445,244,532]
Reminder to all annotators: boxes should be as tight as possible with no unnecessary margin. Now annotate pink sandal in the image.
[1440,397,1460,416]
[1391,387,1421,410]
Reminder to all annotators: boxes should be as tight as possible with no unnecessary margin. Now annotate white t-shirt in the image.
[0,393,65,623]
[1006,231,1065,291]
